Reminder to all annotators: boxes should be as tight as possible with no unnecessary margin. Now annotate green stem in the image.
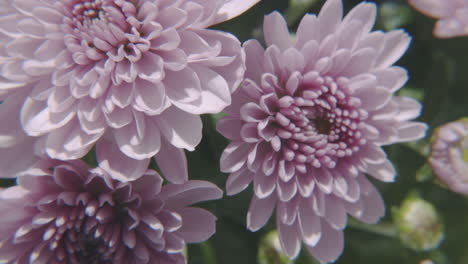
[347,218,398,239]
[200,241,217,264]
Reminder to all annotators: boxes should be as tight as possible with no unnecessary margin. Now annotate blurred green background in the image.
[3,0,468,263]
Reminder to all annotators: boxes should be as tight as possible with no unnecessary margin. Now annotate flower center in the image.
[313,118,332,135]
[272,76,367,169]
[74,232,113,264]
[72,0,104,20]
[42,198,122,263]
[61,0,151,65]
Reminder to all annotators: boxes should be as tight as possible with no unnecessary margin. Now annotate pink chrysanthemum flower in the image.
[408,0,468,38]
[217,0,427,262]
[429,119,468,195]
[0,159,222,264]
[0,0,260,181]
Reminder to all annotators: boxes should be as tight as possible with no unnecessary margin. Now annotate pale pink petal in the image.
[164,67,202,105]
[226,169,253,195]
[342,2,376,34]
[0,137,38,178]
[114,117,161,160]
[365,161,394,183]
[306,221,344,263]
[45,121,102,160]
[216,117,242,141]
[356,183,385,224]
[277,219,301,259]
[317,0,343,39]
[192,29,245,92]
[247,194,277,231]
[154,139,188,184]
[156,107,202,151]
[21,97,74,136]
[276,178,298,202]
[393,96,422,121]
[243,39,265,83]
[263,12,292,51]
[375,30,411,69]
[175,65,231,114]
[298,200,322,247]
[212,0,261,25]
[296,173,316,197]
[296,15,319,49]
[0,186,28,200]
[159,180,223,208]
[220,142,250,173]
[253,172,276,199]
[396,122,428,142]
[355,86,392,111]
[277,198,300,225]
[175,207,217,243]
[323,195,347,230]
[133,79,170,115]
[96,137,150,182]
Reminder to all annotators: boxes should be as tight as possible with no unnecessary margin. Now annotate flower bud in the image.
[394,197,444,251]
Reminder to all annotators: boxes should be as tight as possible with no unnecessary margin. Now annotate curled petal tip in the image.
[212,0,261,25]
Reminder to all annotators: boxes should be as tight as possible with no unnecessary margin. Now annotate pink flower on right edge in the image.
[409,0,468,38]
[429,119,468,195]
[217,0,427,262]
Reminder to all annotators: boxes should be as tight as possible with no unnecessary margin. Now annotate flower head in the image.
[429,119,468,194]
[409,0,468,38]
[0,0,260,181]
[0,159,222,264]
[217,0,427,262]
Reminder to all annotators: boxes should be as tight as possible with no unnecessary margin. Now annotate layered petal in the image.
[212,0,261,25]
[0,159,222,263]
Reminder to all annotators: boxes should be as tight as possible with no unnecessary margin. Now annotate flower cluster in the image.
[0,159,222,263]
[4,0,460,263]
[218,0,426,262]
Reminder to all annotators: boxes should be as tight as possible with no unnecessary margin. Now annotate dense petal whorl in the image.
[429,119,468,195]
[0,0,249,180]
[0,159,223,264]
[217,0,427,262]
[409,0,468,38]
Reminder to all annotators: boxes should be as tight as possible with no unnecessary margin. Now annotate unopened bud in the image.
[258,230,293,264]
[394,197,444,251]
